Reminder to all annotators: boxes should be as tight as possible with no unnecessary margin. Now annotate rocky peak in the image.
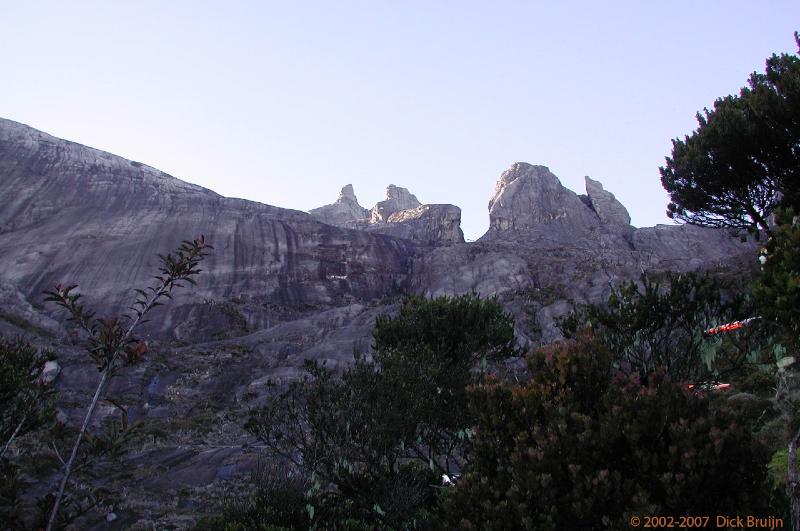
[584,176,631,227]
[309,182,462,245]
[309,184,369,226]
[369,185,422,223]
[339,184,362,204]
[485,163,599,234]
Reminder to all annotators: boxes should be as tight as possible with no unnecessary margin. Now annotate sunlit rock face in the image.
[368,184,421,223]
[308,184,369,226]
[583,175,631,228]
[483,163,637,242]
[309,183,464,244]
[363,204,464,245]
[485,163,600,235]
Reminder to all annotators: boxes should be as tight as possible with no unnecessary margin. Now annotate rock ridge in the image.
[309,183,464,244]
[0,118,757,529]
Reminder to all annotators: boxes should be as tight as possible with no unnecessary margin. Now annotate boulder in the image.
[40,360,61,385]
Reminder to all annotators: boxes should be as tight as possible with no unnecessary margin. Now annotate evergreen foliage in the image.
[559,272,764,383]
[658,33,800,526]
[194,460,310,531]
[751,212,800,527]
[660,33,800,233]
[443,334,771,530]
[753,212,800,343]
[245,292,517,528]
[0,336,58,527]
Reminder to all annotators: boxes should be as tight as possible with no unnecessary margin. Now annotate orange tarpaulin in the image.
[686,382,731,391]
[703,317,758,337]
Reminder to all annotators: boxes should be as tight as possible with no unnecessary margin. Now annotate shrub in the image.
[194,459,310,531]
[559,272,768,384]
[246,292,518,528]
[442,333,771,530]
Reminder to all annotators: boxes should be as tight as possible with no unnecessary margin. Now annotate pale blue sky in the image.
[2,1,798,240]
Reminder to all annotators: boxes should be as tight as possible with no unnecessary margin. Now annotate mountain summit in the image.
[0,117,755,527]
[309,183,464,244]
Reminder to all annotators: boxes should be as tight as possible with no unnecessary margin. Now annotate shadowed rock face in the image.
[0,119,756,528]
[413,222,753,345]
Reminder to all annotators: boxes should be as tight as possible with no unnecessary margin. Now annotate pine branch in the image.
[0,413,27,459]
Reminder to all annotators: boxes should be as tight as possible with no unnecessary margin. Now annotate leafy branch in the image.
[42,235,210,531]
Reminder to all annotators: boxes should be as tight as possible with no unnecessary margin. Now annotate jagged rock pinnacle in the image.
[486,163,598,234]
[584,176,631,227]
[309,184,369,226]
[338,184,358,202]
[309,183,462,244]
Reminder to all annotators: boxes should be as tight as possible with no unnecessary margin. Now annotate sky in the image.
[1,1,798,240]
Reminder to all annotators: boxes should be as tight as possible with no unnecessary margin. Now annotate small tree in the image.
[194,458,311,531]
[371,293,518,475]
[657,31,800,523]
[42,236,210,531]
[246,292,518,527]
[660,33,800,234]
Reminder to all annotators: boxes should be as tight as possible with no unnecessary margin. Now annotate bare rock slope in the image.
[0,118,416,343]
